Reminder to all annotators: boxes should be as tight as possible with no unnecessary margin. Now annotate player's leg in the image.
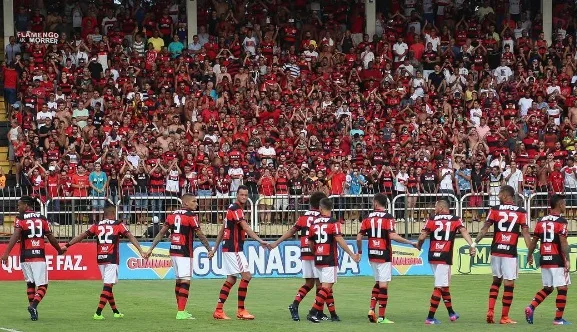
[307,268,335,323]
[553,267,571,325]
[26,282,36,305]
[499,257,518,324]
[236,251,255,320]
[214,252,238,320]
[425,264,444,325]
[170,258,194,320]
[525,268,554,324]
[288,263,315,322]
[26,262,48,321]
[488,256,504,323]
[438,264,458,321]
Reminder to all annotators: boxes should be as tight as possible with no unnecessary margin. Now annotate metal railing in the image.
[4,189,577,240]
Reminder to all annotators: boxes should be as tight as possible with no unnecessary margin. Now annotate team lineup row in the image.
[0,185,571,325]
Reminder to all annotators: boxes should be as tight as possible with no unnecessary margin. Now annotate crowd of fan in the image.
[2,0,577,219]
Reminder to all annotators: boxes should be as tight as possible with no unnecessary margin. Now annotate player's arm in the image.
[147,224,171,254]
[239,220,267,246]
[335,234,360,262]
[521,225,532,249]
[271,226,299,249]
[526,235,539,257]
[194,228,211,251]
[46,233,64,255]
[356,231,364,255]
[474,221,492,245]
[560,234,570,271]
[63,231,91,251]
[416,229,428,250]
[390,232,416,247]
[209,223,226,258]
[458,226,476,256]
[0,228,22,263]
[124,230,145,257]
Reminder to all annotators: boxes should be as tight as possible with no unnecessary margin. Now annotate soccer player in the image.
[145,194,212,319]
[0,196,64,321]
[416,199,475,325]
[62,205,145,320]
[269,191,327,321]
[474,185,532,324]
[306,198,361,323]
[525,194,571,325]
[208,185,269,320]
[357,193,416,324]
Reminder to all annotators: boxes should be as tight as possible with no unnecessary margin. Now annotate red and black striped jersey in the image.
[533,214,568,268]
[308,216,342,267]
[486,204,528,258]
[15,211,52,263]
[222,203,247,253]
[293,209,321,261]
[166,209,199,257]
[359,210,396,263]
[423,214,465,265]
[86,219,130,265]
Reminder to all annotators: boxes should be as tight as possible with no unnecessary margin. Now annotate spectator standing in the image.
[89,163,108,222]
[503,161,523,194]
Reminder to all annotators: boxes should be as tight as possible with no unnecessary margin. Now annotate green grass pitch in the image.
[0,275,574,332]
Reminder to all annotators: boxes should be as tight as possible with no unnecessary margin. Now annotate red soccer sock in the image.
[32,285,47,308]
[530,287,553,309]
[312,287,330,312]
[326,289,336,315]
[293,284,312,305]
[177,282,190,311]
[237,279,250,310]
[370,282,379,310]
[441,287,455,315]
[26,282,36,305]
[378,287,388,318]
[216,281,233,310]
[488,281,501,311]
[175,281,181,305]
[555,287,568,320]
[96,284,110,315]
[427,288,442,319]
[501,285,514,318]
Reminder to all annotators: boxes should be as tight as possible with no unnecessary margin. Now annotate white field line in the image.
[0,327,23,332]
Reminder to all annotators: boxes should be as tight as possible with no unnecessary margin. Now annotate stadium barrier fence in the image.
[392,193,459,237]
[45,197,115,238]
[0,192,45,236]
[458,192,527,233]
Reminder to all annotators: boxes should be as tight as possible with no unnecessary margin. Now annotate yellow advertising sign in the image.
[452,237,577,275]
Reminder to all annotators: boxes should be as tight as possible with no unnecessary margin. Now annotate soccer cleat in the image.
[236,309,255,320]
[113,312,125,318]
[368,309,377,323]
[93,313,105,320]
[330,315,341,322]
[28,306,38,321]
[553,319,572,325]
[377,317,395,324]
[307,313,320,323]
[184,311,194,319]
[525,306,534,324]
[317,312,330,321]
[213,309,231,320]
[176,311,195,320]
[499,317,517,324]
[486,310,495,324]
[425,318,441,325]
[288,304,300,321]
[449,312,460,322]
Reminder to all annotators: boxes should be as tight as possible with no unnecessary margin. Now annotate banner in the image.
[17,31,59,44]
[452,237,577,275]
[119,240,432,280]
[0,243,101,280]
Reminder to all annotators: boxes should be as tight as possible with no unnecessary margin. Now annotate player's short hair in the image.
[319,198,333,211]
[550,194,566,209]
[436,199,450,210]
[182,193,196,201]
[309,191,328,209]
[500,185,515,199]
[237,185,249,193]
[19,196,36,207]
[373,193,389,209]
[104,204,116,216]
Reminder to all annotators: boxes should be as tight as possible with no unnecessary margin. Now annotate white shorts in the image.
[316,266,338,284]
[99,264,119,284]
[491,256,518,280]
[171,256,193,280]
[370,262,392,282]
[21,261,48,285]
[302,260,317,279]
[274,195,289,210]
[222,252,250,276]
[542,267,571,288]
[431,264,451,287]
